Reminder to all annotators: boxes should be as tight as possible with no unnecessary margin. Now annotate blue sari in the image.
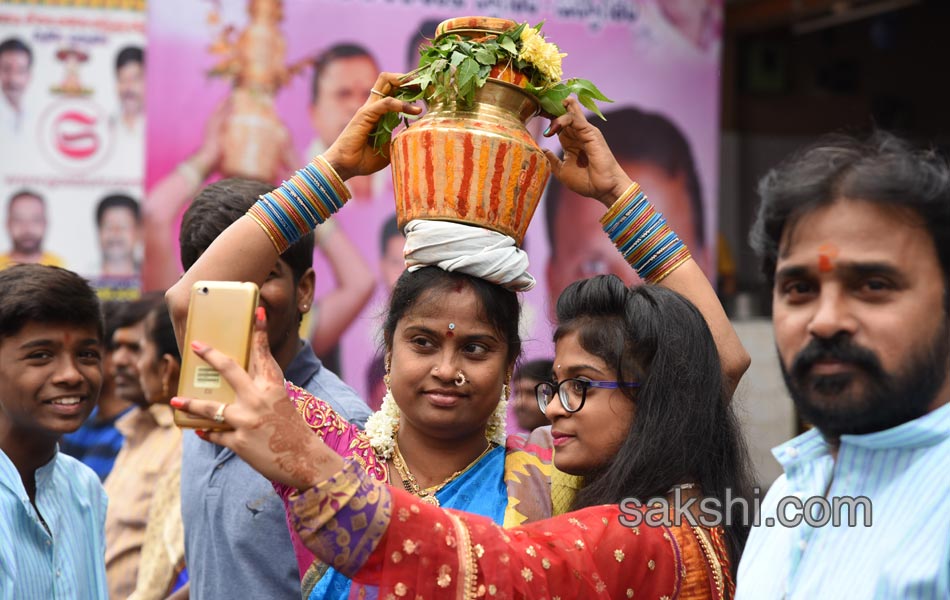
[308,445,508,599]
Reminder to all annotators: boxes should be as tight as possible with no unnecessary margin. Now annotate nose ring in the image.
[454,370,467,387]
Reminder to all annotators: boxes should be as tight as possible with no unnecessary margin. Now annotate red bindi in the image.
[817,243,839,273]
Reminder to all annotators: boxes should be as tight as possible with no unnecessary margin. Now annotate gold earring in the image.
[383,356,392,388]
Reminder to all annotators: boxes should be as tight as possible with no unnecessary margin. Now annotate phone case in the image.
[174,281,260,430]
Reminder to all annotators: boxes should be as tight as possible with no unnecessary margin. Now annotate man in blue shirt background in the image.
[0,264,109,599]
[737,132,950,598]
[168,178,371,600]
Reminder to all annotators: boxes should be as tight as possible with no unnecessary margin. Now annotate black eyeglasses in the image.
[535,378,640,414]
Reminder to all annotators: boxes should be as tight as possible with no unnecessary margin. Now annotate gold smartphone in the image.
[174,281,260,430]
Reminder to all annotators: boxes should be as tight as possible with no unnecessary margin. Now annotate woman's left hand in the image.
[542,97,633,208]
[171,308,342,490]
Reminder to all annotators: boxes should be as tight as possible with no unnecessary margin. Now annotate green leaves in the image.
[565,78,612,120]
[499,36,517,56]
[536,83,571,117]
[474,47,497,66]
[369,22,612,152]
[456,57,480,104]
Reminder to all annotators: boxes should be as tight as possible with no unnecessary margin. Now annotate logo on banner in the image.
[37,98,112,172]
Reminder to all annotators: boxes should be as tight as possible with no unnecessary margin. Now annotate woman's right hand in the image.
[322,72,422,181]
[170,308,343,490]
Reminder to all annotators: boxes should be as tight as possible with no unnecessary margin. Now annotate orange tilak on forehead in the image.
[817,243,839,273]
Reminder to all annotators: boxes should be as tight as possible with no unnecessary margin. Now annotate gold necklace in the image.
[391,439,496,506]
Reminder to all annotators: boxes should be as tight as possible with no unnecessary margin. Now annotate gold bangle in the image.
[245,210,286,255]
[314,155,352,201]
[599,182,642,227]
[646,248,692,284]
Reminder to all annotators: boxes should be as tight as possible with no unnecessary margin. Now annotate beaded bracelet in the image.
[601,182,692,284]
[246,156,351,254]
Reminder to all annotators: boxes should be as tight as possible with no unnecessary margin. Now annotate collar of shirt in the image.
[285,339,322,387]
[773,400,950,470]
[115,403,176,438]
[0,446,58,501]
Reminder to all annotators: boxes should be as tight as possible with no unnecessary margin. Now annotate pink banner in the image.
[144,0,722,420]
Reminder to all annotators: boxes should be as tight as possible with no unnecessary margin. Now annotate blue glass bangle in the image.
[618,214,664,257]
[604,195,647,238]
[304,164,345,212]
[604,191,648,237]
[259,195,299,242]
[282,180,321,228]
[639,238,684,276]
[297,166,334,212]
[268,190,308,235]
[643,245,680,275]
[631,231,678,272]
[621,225,667,265]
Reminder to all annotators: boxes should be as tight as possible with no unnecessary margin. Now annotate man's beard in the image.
[13,235,41,254]
[780,325,950,438]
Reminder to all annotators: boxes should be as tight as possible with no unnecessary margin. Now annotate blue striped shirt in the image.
[60,406,132,481]
[0,447,108,600]
[736,401,950,599]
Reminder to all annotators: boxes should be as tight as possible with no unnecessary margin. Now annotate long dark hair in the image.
[556,275,754,570]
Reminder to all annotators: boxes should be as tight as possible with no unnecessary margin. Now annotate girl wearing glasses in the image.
[170,72,750,599]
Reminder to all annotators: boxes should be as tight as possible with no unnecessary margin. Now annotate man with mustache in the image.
[735,132,950,598]
[90,194,142,301]
[115,46,144,133]
[0,190,64,270]
[101,293,178,600]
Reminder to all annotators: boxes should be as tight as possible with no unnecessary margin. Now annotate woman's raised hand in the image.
[543,97,634,208]
[322,72,422,182]
[170,308,342,490]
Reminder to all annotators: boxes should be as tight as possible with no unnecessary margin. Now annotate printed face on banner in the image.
[117,59,145,122]
[0,46,31,111]
[98,205,139,266]
[6,193,47,255]
[309,54,379,146]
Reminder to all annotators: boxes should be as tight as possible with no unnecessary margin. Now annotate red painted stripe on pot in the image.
[423,129,436,210]
[457,134,474,217]
[515,153,538,232]
[476,139,491,220]
[401,135,413,217]
[489,142,508,221]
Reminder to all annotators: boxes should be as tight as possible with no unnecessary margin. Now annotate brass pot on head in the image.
[390,17,550,246]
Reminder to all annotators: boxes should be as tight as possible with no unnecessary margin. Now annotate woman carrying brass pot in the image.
[167,65,750,598]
